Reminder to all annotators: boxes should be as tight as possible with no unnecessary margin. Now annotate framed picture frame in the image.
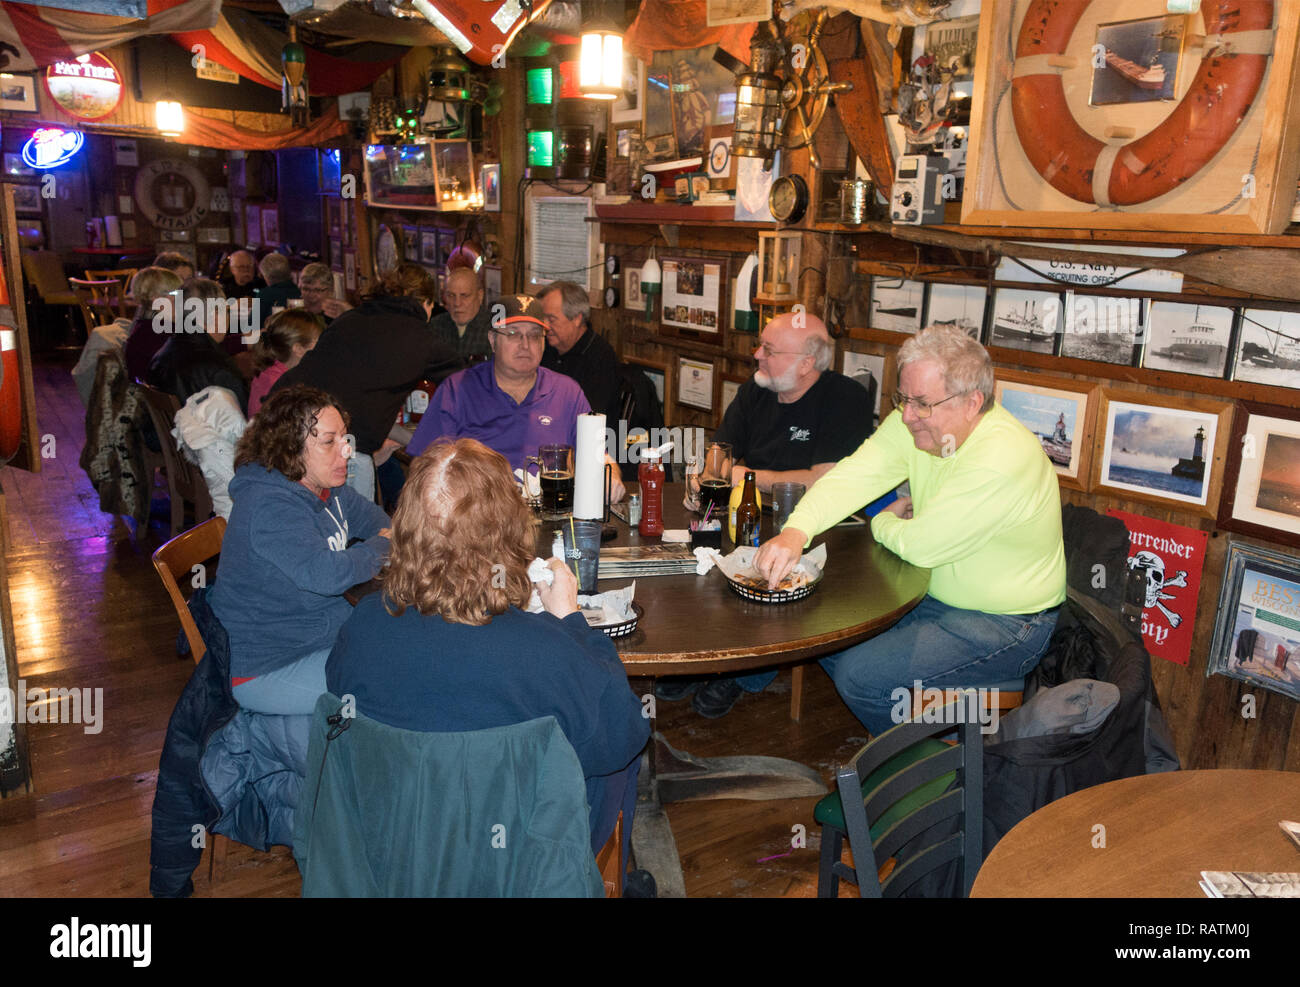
[244,203,262,247]
[3,153,34,178]
[611,56,645,124]
[0,74,38,112]
[1061,293,1144,365]
[869,277,925,334]
[420,230,438,266]
[1141,300,1236,379]
[1206,540,1300,703]
[344,248,358,293]
[1232,307,1300,391]
[1091,386,1233,517]
[624,266,645,311]
[922,282,987,340]
[483,264,503,304]
[963,1,1300,234]
[625,357,671,426]
[661,256,727,345]
[994,369,1099,491]
[1217,400,1300,549]
[841,349,890,426]
[402,224,419,262]
[479,163,501,212]
[9,184,42,216]
[677,357,715,413]
[718,371,747,423]
[436,229,457,268]
[260,205,280,246]
[989,287,1061,354]
[329,238,343,272]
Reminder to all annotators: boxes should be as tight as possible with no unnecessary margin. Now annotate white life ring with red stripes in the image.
[1011,0,1275,207]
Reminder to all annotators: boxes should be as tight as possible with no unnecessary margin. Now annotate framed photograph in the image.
[1233,308,1300,390]
[624,266,644,311]
[1141,301,1235,378]
[244,203,262,247]
[9,183,42,216]
[989,287,1061,354]
[344,248,357,292]
[329,238,343,272]
[963,1,1300,234]
[643,56,675,143]
[923,282,987,339]
[402,224,419,262]
[420,230,438,266]
[649,46,737,160]
[260,205,280,246]
[994,369,1099,491]
[869,277,925,334]
[0,74,38,112]
[677,357,715,412]
[626,357,670,426]
[1092,387,1233,516]
[842,350,889,425]
[479,163,501,212]
[483,265,503,304]
[1207,540,1300,703]
[3,153,33,178]
[719,371,747,422]
[661,256,726,343]
[1061,293,1144,364]
[611,56,645,125]
[1217,401,1300,549]
[436,229,457,268]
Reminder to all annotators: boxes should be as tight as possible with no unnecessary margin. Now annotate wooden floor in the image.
[0,352,867,898]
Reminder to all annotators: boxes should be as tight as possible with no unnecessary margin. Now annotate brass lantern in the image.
[428,46,471,103]
[731,27,783,159]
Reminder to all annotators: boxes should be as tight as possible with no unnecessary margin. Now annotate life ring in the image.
[1010,0,1275,207]
[0,252,23,463]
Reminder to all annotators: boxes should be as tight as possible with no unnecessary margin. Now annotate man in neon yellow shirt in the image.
[755,325,1066,735]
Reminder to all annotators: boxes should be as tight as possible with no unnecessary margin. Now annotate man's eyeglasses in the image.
[755,341,808,359]
[893,391,964,419]
[491,327,545,345]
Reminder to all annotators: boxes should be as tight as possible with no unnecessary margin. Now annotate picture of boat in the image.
[1090,15,1182,106]
[1041,413,1072,467]
[926,283,986,339]
[1143,301,1233,378]
[1151,307,1228,365]
[869,277,924,333]
[1104,49,1167,91]
[1234,309,1300,388]
[993,301,1053,343]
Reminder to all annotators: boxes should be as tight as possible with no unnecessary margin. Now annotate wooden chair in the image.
[84,267,137,318]
[151,515,229,881]
[151,515,226,664]
[595,812,623,898]
[68,277,123,330]
[135,382,214,537]
[20,248,86,343]
[815,704,983,898]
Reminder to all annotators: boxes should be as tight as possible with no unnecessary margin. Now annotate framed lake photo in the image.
[1141,300,1235,378]
[1218,401,1300,550]
[1207,541,1300,703]
[869,277,925,334]
[1092,387,1233,517]
[989,287,1061,354]
[995,369,1099,491]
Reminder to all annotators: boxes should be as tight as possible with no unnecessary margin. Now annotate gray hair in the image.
[299,262,332,291]
[535,280,589,326]
[259,251,291,284]
[803,331,834,373]
[130,266,183,318]
[897,324,994,412]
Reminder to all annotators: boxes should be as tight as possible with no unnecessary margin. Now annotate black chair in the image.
[815,704,983,898]
[615,364,671,482]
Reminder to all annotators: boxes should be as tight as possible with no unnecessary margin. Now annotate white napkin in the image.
[694,547,724,575]
[514,468,541,500]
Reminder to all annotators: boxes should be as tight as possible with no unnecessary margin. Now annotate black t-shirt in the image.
[713,371,873,471]
[541,328,620,420]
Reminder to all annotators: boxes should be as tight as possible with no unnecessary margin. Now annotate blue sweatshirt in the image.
[326,598,650,842]
[210,465,390,679]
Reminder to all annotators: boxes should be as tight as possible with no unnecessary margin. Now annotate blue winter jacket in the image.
[208,465,390,679]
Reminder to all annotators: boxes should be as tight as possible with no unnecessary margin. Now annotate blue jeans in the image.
[232,646,331,715]
[819,595,1059,736]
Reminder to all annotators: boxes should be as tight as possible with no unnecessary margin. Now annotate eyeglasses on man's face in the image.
[893,391,964,419]
[754,340,807,359]
[491,327,546,345]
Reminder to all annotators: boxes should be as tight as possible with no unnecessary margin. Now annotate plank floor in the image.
[0,352,866,898]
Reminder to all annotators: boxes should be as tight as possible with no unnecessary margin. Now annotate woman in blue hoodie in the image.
[209,385,391,714]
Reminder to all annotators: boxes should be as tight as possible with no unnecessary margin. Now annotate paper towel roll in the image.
[573,413,606,519]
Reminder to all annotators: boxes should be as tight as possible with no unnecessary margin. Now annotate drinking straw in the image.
[568,515,580,586]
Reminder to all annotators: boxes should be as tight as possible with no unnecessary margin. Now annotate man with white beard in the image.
[661,311,874,717]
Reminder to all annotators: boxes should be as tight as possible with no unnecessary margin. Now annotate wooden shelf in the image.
[813,220,1300,250]
[593,203,757,227]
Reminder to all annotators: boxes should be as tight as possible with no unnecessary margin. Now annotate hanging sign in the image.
[134,158,212,231]
[21,128,84,170]
[43,51,123,120]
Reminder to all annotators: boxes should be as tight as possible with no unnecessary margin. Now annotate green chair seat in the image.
[814,738,954,837]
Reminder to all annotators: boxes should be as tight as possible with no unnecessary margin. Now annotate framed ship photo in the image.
[989,288,1061,354]
[1233,308,1300,391]
[923,283,987,340]
[995,369,1099,491]
[869,277,925,334]
[1141,301,1235,378]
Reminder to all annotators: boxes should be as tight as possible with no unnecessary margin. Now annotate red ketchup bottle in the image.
[638,448,665,537]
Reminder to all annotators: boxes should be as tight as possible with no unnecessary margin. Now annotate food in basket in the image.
[732,568,813,593]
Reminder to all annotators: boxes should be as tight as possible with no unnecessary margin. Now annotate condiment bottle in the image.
[638,448,665,537]
[733,470,761,547]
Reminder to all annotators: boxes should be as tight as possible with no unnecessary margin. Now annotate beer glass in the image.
[534,444,574,519]
[698,441,733,517]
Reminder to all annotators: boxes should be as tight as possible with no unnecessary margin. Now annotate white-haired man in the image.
[663,312,874,718]
[754,324,1067,735]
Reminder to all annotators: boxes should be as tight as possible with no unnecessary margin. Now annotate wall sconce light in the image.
[155,99,184,137]
[579,18,623,100]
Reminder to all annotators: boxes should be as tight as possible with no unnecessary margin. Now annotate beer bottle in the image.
[734,470,761,547]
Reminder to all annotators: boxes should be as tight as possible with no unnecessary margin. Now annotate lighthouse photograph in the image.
[1099,400,1219,506]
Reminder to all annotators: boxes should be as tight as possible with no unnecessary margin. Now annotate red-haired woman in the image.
[326,438,648,858]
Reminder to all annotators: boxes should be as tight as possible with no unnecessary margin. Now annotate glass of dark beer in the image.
[536,444,574,519]
[698,441,733,516]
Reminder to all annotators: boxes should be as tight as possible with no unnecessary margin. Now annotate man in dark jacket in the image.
[149,278,249,414]
[430,267,491,359]
[272,264,459,501]
[538,280,620,420]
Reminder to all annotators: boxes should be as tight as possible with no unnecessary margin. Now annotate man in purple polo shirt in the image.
[408,295,626,501]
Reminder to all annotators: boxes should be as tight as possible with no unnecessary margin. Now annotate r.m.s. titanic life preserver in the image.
[0,252,24,463]
[1010,0,1275,207]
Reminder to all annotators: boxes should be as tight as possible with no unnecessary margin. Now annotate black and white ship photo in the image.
[924,283,986,339]
[989,288,1060,354]
[1142,301,1234,378]
[1234,309,1300,391]
[869,277,925,334]
[1061,294,1142,364]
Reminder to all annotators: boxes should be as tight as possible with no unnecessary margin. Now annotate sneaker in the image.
[655,678,701,702]
[622,869,658,898]
[692,676,745,719]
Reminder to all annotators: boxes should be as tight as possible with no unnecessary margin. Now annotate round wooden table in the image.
[971,769,1300,898]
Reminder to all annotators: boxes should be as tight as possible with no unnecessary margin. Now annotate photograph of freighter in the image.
[924,283,986,340]
[989,288,1059,354]
[1061,295,1143,364]
[1089,15,1183,106]
[1100,401,1217,506]
[996,384,1084,476]
[869,277,924,334]
[1142,301,1234,378]
[1234,309,1300,390]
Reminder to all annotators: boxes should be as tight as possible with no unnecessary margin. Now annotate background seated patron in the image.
[210,385,391,716]
[148,277,250,414]
[249,309,324,416]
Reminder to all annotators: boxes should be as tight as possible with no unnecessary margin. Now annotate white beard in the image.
[756,365,799,394]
